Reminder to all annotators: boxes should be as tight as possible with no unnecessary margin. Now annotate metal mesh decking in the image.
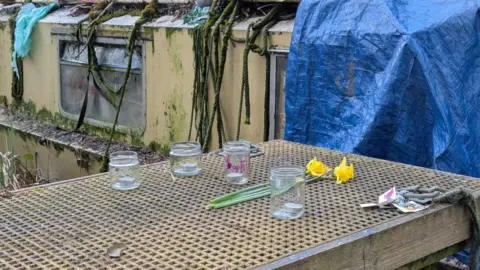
[1,140,479,269]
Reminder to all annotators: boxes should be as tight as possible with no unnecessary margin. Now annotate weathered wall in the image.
[0,11,293,151]
[22,22,60,113]
[0,16,13,104]
[0,127,103,181]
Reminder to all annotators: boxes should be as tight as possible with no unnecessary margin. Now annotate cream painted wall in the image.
[0,17,292,150]
[0,129,103,180]
[0,18,13,103]
[22,22,60,113]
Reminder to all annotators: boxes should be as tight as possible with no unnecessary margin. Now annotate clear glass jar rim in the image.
[109,151,138,159]
[270,166,305,176]
[170,141,202,155]
[171,141,201,149]
[224,141,250,149]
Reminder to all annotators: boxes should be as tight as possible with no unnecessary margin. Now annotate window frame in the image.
[55,33,147,135]
[269,50,289,140]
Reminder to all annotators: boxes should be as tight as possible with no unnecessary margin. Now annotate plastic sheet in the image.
[285,0,480,177]
[183,5,209,26]
[11,3,58,77]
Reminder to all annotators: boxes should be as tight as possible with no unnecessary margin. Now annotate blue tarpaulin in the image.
[285,0,480,177]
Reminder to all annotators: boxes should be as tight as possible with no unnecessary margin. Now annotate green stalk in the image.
[207,175,332,210]
[207,190,270,209]
[210,183,269,203]
[210,187,270,204]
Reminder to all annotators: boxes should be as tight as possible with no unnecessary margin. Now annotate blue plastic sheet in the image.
[183,5,209,26]
[285,0,480,177]
[12,3,58,77]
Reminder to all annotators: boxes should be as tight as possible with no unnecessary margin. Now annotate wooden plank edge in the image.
[398,241,467,270]
[256,191,480,270]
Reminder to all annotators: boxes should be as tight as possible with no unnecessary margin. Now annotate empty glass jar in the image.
[170,141,203,176]
[270,166,305,219]
[223,141,250,185]
[109,151,141,191]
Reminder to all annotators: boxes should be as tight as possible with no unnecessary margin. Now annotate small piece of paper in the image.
[378,187,397,207]
[360,203,378,208]
[393,201,429,213]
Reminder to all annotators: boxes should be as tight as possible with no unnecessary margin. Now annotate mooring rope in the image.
[433,188,480,270]
[72,0,158,171]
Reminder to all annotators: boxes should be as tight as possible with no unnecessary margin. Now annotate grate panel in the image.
[1,140,480,269]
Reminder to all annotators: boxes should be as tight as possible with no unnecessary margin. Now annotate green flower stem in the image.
[210,183,269,203]
[207,174,332,210]
[207,190,270,209]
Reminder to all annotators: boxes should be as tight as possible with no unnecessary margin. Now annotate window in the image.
[58,40,145,132]
[269,53,288,140]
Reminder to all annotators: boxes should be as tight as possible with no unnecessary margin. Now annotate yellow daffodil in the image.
[334,157,354,184]
[306,157,331,176]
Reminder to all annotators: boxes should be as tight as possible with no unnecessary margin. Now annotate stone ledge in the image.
[0,108,165,166]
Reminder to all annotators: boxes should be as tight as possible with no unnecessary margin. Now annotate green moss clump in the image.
[166,27,182,42]
[0,96,8,107]
[148,141,170,156]
[10,100,144,145]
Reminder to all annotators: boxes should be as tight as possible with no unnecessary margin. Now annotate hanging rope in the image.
[235,6,282,140]
[101,1,158,171]
[433,188,480,270]
[188,25,204,141]
[188,3,295,149]
[202,0,239,152]
[72,0,157,171]
[188,0,239,151]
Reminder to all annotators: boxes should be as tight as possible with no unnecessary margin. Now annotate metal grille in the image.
[1,140,480,269]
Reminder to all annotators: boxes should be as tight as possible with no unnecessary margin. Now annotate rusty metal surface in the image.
[1,140,480,269]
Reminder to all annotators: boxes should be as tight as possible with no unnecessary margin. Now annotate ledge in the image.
[0,108,165,165]
[27,8,295,33]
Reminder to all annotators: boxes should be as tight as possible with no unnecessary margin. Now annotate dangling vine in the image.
[73,0,158,171]
[202,0,240,151]
[188,2,295,150]
[235,7,294,141]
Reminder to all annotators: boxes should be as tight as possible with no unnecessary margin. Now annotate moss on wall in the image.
[13,100,127,144]
[165,88,186,142]
[165,27,182,42]
[148,141,169,155]
[0,95,8,107]
[166,28,184,75]
[11,100,173,155]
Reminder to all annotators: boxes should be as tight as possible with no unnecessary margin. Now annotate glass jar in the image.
[270,166,305,219]
[169,141,203,176]
[109,151,141,191]
[223,141,250,185]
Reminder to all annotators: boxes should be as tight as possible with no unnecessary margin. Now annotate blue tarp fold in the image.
[285,0,480,177]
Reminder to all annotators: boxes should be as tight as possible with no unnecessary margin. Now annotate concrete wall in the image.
[0,10,293,150]
[0,15,13,105]
[0,127,103,181]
